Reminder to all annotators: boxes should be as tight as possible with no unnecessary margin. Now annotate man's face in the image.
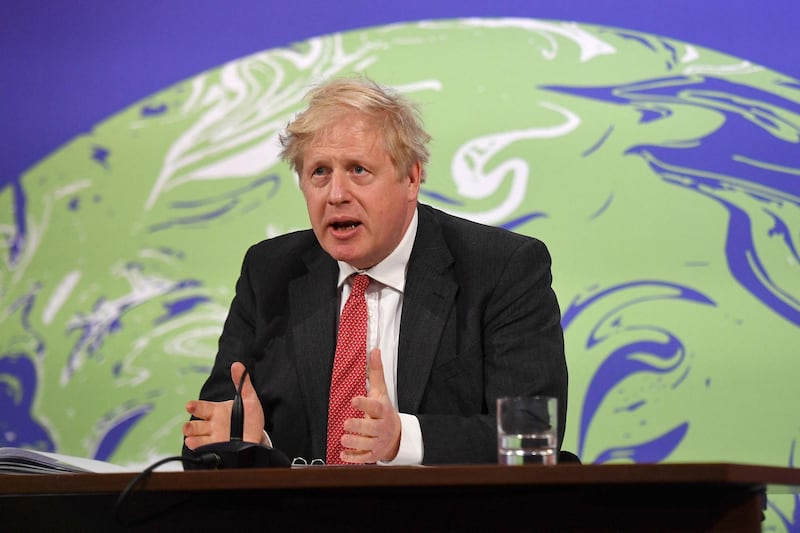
[299,115,421,270]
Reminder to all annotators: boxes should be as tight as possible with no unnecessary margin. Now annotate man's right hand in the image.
[183,362,266,449]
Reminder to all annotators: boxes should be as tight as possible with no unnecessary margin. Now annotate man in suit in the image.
[182,77,567,465]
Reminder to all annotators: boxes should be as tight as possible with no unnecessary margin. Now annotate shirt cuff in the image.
[379,413,423,465]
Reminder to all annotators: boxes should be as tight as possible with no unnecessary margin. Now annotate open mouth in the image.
[331,221,361,231]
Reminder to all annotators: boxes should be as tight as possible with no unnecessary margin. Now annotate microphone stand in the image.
[190,366,290,468]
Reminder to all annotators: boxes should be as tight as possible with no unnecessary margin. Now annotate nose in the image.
[327,169,351,205]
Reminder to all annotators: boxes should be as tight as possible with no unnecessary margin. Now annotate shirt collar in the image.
[337,207,418,293]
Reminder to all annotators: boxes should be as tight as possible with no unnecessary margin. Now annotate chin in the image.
[323,242,382,270]
[326,247,365,267]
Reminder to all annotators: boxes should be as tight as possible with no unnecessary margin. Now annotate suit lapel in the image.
[289,246,338,460]
[286,206,457,452]
[398,206,457,412]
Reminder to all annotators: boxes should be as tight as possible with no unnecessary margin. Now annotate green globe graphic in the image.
[2,19,799,523]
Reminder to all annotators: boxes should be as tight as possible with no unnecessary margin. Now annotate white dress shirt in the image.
[336,208,423,465]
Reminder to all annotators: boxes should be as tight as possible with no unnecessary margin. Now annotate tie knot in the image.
[350,274,370,296]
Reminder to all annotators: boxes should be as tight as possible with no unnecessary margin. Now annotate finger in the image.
[186,399,225,421]
[351,396,384,420]
[182,419,209,438]
[340,448,375,464]
[183,420,215,450]
[340,432,374,452]
[184,436,203,451]
[366,348,387,398]
[184,434,216,451]
[343,415,378,437]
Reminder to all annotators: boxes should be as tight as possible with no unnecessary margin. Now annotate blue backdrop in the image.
[3,0,798,187]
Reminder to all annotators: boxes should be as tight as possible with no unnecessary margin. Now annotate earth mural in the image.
[1,17,799,527]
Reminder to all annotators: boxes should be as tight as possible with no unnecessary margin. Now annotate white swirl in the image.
[444,102,580,225]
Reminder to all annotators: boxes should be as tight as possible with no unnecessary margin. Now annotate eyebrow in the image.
[304,153,376,170]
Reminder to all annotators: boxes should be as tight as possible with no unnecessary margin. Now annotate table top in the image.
[2,462,800,496]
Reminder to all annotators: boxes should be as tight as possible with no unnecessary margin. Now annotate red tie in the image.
[326,274,370,464]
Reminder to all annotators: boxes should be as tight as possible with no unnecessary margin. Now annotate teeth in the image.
[334,222,358,230]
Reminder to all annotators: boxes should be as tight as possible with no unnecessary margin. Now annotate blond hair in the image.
[279,77,431,182]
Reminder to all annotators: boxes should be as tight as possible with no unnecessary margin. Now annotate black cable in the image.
[230,366,249,441]
[114,453,220,527]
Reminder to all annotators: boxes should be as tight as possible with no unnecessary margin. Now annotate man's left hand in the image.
[340,348,401,463]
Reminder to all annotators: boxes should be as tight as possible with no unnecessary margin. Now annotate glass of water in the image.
[497,396,558,465]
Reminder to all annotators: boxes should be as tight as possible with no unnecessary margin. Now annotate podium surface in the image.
[3,462,799,531]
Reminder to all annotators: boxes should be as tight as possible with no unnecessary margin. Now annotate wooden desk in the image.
[3,463,799,531]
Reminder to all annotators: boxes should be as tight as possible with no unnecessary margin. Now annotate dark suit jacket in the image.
[189,203,567,464]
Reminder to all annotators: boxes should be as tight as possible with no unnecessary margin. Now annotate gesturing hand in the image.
[340,348,402,463]
[183,362,266,450]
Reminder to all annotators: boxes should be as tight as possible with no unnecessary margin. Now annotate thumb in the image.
[367,348,387,399]
[230,361,256,398]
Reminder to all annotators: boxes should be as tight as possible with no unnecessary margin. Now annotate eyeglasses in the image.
[291,457,325,466]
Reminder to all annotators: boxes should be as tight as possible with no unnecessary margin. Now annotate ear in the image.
[406,161,422,199]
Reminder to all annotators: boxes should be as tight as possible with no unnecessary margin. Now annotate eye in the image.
[306,166,330,187]
[353,165,365,174]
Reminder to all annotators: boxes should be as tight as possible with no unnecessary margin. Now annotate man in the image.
[182,77,567,465]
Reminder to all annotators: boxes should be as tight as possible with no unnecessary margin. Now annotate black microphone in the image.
[190,365,290,468]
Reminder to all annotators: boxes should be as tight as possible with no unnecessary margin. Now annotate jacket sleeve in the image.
[417,237,567,464]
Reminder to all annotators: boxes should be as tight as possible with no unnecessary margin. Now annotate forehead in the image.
[306,116,387,157]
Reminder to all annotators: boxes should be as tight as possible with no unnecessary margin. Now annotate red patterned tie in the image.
[326,274,370,464]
